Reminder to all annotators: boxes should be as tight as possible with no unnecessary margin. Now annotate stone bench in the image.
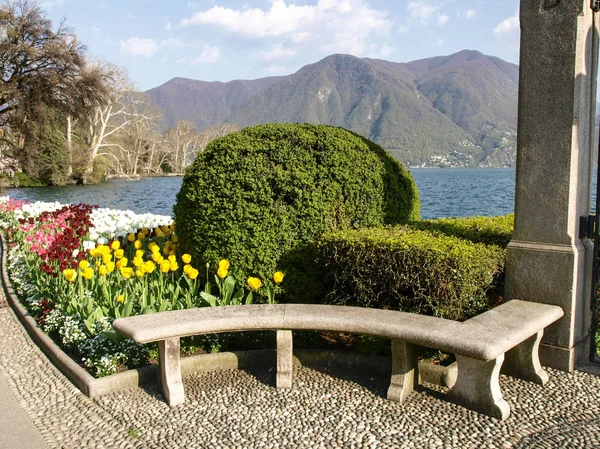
[112,300,563,420]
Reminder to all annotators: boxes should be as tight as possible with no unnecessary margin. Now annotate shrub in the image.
[317,225,507,321]
[410,214,514,247]
[174,123,419,300]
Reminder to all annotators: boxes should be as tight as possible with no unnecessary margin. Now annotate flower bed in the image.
[0,198,283,377]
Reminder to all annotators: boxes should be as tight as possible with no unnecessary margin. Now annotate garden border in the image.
[0,232,456,399]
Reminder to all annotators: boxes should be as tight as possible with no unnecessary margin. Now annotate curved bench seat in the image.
[112,300,563,421]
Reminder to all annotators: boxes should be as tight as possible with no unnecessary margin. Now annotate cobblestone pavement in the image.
[1,304,600,449]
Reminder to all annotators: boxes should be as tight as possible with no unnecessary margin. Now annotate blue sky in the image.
[42,0,520,91]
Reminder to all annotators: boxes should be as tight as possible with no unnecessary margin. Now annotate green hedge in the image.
[316,216,512,320]
[174,123,419,300]
[409,214,514,247]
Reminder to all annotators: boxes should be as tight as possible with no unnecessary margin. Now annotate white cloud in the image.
[437,38,444,47]
[437,14,449,26]
[165,21,172,31]
[120,37,159,58]
[460,9,477,19]
[493,12,520,51]
[397,24,409,33]
[407,1,439,25]
[180,0,390,57]
[91,27,101,33]
[376,43,396,59]
[262,43,298,61]
[192,46,221,64]
[41,0,65,8]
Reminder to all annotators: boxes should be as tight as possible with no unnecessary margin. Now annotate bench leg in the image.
[387,340,418,403]
[276,330,293,389]
[502,330,549,385]
[447,354,510,420]
[158,338,185,406]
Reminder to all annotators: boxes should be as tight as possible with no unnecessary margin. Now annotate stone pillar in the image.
[505,0,598,371]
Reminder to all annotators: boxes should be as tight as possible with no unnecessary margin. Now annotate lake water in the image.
[3,168,516,219]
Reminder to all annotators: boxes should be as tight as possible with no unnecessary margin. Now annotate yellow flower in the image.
[97,245,110,255]
[149,242,159,252]
[135,249,144,258]
[89,248,99,258]
[111,240,121,250]
[155,228,165,238]
[116,257,128,269]
[106,261,116,273]
[117,294,125,303]
[273,271,285,284]
[133,257,144,268]
[81,267,94,280]
[172,235,179,243]
[187,268,199,280]
[163,246,170,256]
[63,269,77,283]
[120,267,134,279]
[135,269,144,278]
[142,228,150,235]
[95,261,101,267]
[79,260,89,270]
[137,231,145,240]
[217,266,228,279]
[127,233,136,242]
[102,253,112,265]
[218,259,230,270]
[182,254,192,264]
[183,264,192,275]
[170,261,179,272]
[98,265,108,276]
[247,277,262,291]
[160,260,171,273]
[114,249,125,259]
[134,240,143,250]
[152,252,163,263]
[143,260,156,273]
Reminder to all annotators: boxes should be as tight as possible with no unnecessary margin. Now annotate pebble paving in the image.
[1,302,600,448]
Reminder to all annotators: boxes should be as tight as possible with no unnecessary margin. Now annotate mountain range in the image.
[146,50,519,168]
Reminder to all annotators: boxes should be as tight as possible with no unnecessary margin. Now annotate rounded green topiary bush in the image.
[174,123,419,301]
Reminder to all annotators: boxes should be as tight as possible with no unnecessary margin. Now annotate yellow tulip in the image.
[102,254,112,265]
[81,267,94,280]
[134,240,143,250]
[152,252,163,263]
[165,240,172,249]
[167,254,176,262]
[148,242,158,252]
[95,261,101,267]
[187,268,199,280]
[127,233,136,242]
[217,266,228,279]
[142,227,150,235]
[106,261,116,273]
[247,277,262,291]
[114,249,125,259]
[137,232,145,240]
[143,260,156,273]
[98,265,108,276]
[172,235,179,243]
[163,247,170,256]
[133,257,144,268]
[155,228,165,238]
[120,267,134,279]
[170,261,179,272]
[183,264,192,275]
[79,260,89,270]
[63,269,77,283]
[160,260,171,273]
[117,294,125,303]
[182,254,192,264]
[89,248,99,258]
[111,240,121,250]
[116,257,128,269]
[135,269,144,278]
[218,259,230,270]
[273,271,285,284]
[135,249,144,258]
